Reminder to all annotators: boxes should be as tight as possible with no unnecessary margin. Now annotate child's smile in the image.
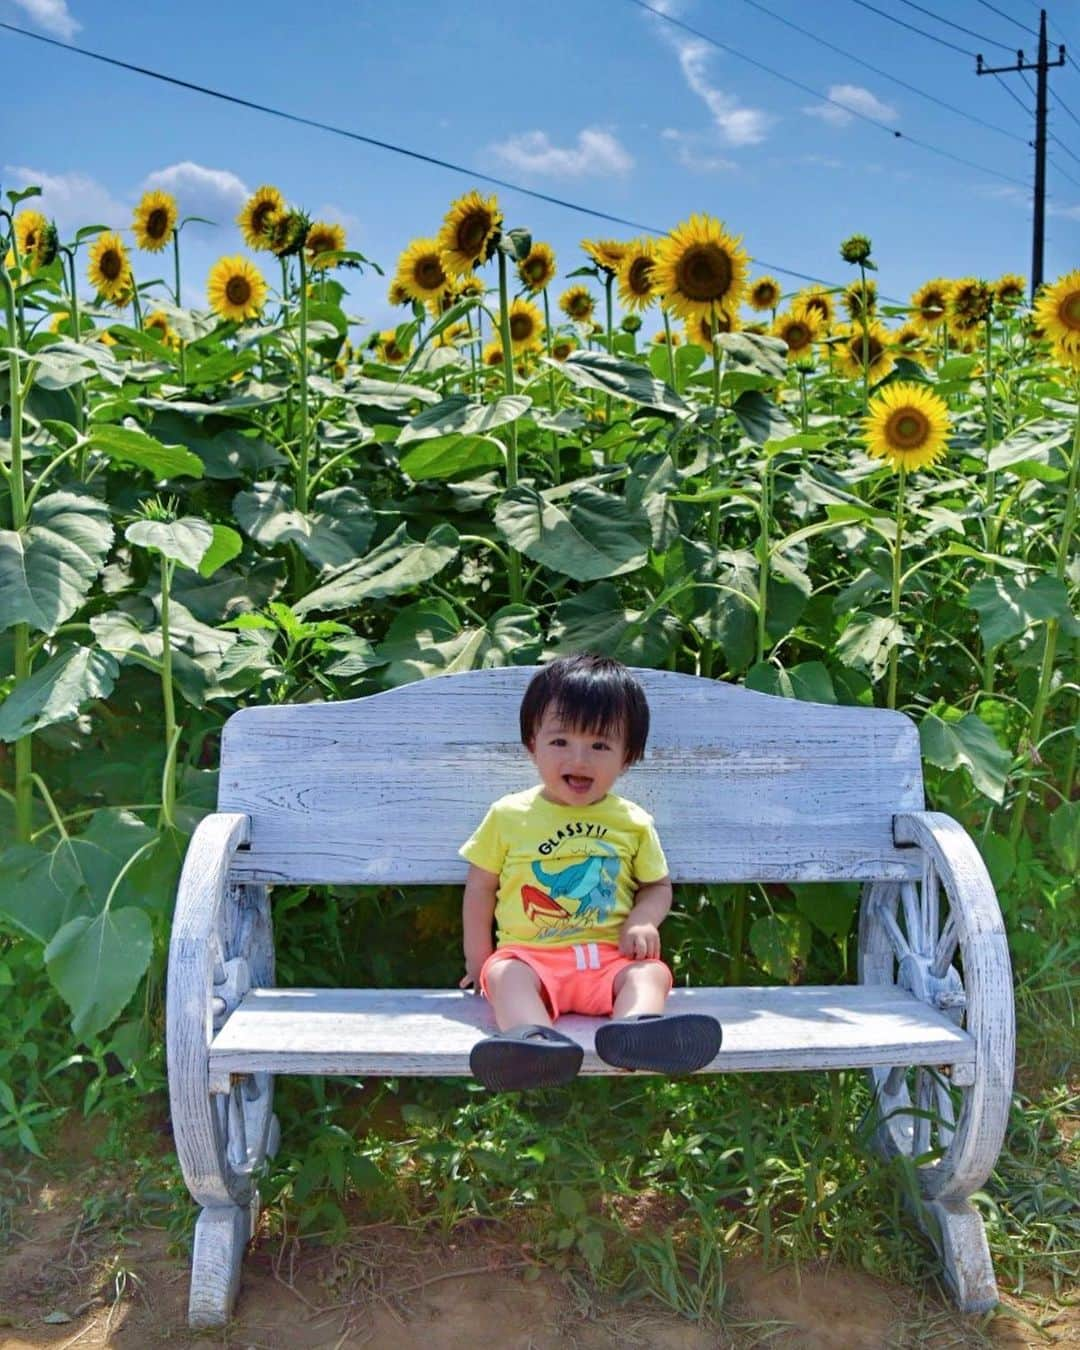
[528,708,629,807]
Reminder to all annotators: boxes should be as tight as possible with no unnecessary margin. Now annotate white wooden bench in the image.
[166,668,1015,1326]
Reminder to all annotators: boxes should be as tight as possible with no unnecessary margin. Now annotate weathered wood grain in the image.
[209,984,975,1078]
[218,668,924,885]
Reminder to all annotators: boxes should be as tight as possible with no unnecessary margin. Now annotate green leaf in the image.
[45,906,154,1039]
[732,390,794,445]
[549,583,680,666]
[1048,800,1080,873]
[198,524,243,578]
[0,645,118,741]
[397,393,531,445]
[557,1187,586,1219]
[89,423,203,479]
[398,433,504,480]
[552,351,689,416]
[715,330,789,381]
[745,660,837,704]
[373,600,542,686]
[125,516,213,570]
[789,882,861,940]
[495,484,651,582]
[146,411,286,480]
[233,483,375,570]
[295,523,459,615]
[0,492,113,635]
[919,711,1011,803]
[987,423,1071,482]
[835,612,905,680]
[749,912,811,982]
[964,574,1077,649]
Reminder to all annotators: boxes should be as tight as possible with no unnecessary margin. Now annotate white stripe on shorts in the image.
[588,942,600,969]
[574,944,586,971]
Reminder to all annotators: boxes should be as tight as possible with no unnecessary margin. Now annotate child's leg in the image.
[611,961,671,1018]
[484,956,552,1031]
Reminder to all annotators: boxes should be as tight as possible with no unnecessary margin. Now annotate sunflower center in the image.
[676,244,733,301]
[457,212,492,258]
[886,409,929,449]
[147,209,169,239]
[226,276,252,306]
[253,204,276,234]
[100,250,122,281]
[787,322,809,349]
[509,313,534,342]
[806,297,828,319]
[523,257,546,283]
[416,256,446,290]
[1060,293,1080,330]
[570,296,590,318]
[629,258,654,295]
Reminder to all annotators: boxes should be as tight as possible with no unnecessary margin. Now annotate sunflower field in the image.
[1,180,1077,1318]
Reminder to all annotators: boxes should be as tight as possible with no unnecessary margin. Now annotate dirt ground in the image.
[0,1129,1075,1350]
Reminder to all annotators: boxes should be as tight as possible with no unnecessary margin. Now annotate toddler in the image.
[458,653,722,1091]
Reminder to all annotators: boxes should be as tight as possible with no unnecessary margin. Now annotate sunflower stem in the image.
[662,308,677,392]
[858,262,870,412]
[497,249,523,605]
[1,263,33,843]
[172,228,182,307]
[886,465,907,710]
[755,451,773,667]
[799,366,809,434]
[543,288,559,486]
[62,248,86,464]
[296,248,311,514]
[1008,397,1080,845]
[980,311,999,694]
[158,556,178,831]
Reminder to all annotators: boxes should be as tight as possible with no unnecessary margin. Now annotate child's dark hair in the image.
[520,653,650,767]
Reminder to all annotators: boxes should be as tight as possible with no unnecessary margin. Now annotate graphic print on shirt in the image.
[520,840,620,940]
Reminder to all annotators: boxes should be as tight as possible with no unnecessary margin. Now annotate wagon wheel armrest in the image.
[892,810,1007,940]
[170,813,251,951]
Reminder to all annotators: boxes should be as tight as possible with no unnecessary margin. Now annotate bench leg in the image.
[188,1197,257,1328]
[924,1196,998,1314]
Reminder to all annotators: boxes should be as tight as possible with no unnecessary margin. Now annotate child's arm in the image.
[619,877,673,959]
[460,863,500,989]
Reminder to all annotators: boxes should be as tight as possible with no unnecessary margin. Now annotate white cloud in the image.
[141,162,248,228]
[799,152,844,170]
[1047,201,1080,220]
[8,0,79,39]
[661,129,736,173]
[675,39,772,145]
[490,128,633,178]
[3,164,128,231]
[804,84,898,127]
[314,202,362,232]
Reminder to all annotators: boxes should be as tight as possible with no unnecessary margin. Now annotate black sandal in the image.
[594,1013,722,1074]
[469,1024,584,1091]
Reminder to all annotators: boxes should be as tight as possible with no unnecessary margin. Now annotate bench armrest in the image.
[893,811,1006,940]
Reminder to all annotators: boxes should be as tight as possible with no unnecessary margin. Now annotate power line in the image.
[1049,132,1080,169]
[894,0,1016,54]
[630,0,1029,187]
[1048,155,1080,190]
[1051,90,1080,132]
[1019,70,1037,100]
[730,0,1027,144]
[846,0,973,57]
[0,18,834,292]
[973,0,1036,40]
[993,71,1033,116]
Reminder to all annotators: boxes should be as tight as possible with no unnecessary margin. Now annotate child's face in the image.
[527,706,629,807]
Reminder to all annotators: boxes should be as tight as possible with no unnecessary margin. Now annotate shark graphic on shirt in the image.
[521,842,620,938]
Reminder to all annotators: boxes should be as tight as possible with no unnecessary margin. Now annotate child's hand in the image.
[459,952,489,992]
[619,919,661,960]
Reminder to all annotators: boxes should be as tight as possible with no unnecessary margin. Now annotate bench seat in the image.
[209,984,975,1079]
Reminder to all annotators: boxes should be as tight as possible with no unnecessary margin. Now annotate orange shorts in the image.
[479,941,672,1018]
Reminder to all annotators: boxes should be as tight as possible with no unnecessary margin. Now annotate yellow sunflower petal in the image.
[864,382,951,472]
[133,189,178,252]
[87,232,133,302]
[438,190,502,276]
[236,185,285,252]
[653,214,748,324]
[207,255,268,323]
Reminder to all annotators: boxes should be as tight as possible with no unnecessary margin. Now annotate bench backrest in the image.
[218,667,924,885]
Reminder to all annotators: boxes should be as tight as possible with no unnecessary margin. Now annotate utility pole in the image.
[977,11,1066,299]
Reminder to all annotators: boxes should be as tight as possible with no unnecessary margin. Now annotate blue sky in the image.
[2,0,1078,335]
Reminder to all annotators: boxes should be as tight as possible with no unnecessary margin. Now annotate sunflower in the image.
[434,321,469,349]
[909,279,952,335]
[387,277,412,307]
[684,309,739,349]
[833,320,895,382]
[132,189,177,252]
[376,330,411,365]
[438,190,502,276]
[793,286,835,327]
[559,285,595,323]
[396,237,449,304]
[144,309,177,345]
[87,232,133,302]
[266,208,310,259]
[49,311,71,335]
[581,238,628,276]
[502,297,544,354]
[947,278,994,341]
[652,329,681,347]
[616,239,659,312]
[91,329,117,348]
[482,340,505,368]
[427,290,459,320]
[550,335,577,362]
[13,209,48,270]
[994,273,1026,309]
[842,277,877,321]
[306,220,347,270]
[893,321,931,368]
[748,275,782,312]
[237,185,285,251]
[654,214,748,324]
[517,242,557,293]
[1033,270,1080,358]
[207,255,268,322]
[773,309,821,361]
[864,382,951,472]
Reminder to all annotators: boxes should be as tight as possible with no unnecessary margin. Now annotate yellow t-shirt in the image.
[458,785,669,948]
